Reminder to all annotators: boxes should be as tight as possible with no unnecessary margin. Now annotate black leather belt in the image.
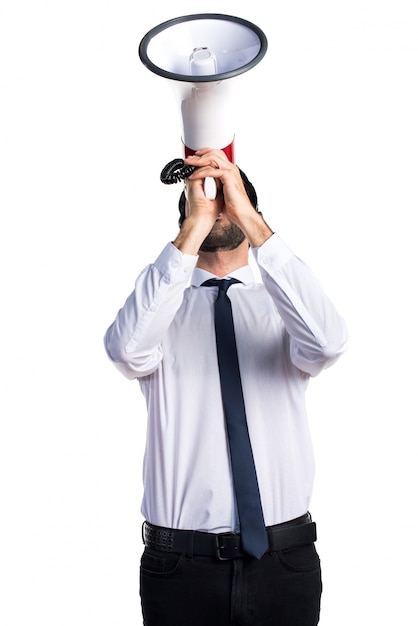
[142,513,316,560]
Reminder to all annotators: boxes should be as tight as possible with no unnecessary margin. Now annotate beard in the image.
[199,221,246,253]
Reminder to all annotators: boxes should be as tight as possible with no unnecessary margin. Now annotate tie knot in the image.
[202,278,241,294]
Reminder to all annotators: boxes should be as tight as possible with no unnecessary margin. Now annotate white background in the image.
[1,1,417,624]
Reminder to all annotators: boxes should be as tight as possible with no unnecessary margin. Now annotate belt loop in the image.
[186,530,195,560]
[266,526,274,553]
[141,520,146,545]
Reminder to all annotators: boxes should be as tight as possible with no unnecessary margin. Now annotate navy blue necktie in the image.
[202,278,268,559]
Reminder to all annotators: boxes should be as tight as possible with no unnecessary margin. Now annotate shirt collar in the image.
[191,264,255,287]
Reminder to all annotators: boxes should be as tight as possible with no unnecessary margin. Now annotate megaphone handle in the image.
[204,177,217,200]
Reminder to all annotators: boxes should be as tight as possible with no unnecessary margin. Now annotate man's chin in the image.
[199,225,246,253]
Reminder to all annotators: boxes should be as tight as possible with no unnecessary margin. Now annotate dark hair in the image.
[178,167,259,227]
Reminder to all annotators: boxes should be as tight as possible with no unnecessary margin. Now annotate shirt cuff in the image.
[252,233,294,271]
[153,242,198,283]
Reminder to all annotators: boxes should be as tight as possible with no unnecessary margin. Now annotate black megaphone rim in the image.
[138,13,268,83]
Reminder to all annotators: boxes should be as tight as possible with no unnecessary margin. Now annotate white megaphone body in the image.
[139,14,268,198]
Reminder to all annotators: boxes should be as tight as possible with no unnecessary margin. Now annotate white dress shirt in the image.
[104,234,347,532]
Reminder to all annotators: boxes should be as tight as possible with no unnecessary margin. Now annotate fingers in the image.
[184,175,220,210]
[186,147,230,163]
[184,148,253,218]
[184,148,234,178]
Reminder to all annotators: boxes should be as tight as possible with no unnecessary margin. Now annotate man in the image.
[104,148,347,625]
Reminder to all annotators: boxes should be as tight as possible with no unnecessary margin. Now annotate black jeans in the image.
[140,540,322,625]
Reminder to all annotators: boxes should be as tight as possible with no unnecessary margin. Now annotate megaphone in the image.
[139,13,268,198]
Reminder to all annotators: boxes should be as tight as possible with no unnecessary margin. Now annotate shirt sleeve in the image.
[252,233,348,376]
[104,243,198,379]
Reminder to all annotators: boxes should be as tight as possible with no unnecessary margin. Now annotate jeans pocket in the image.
[278,543,321,572]
[140,549,184,577]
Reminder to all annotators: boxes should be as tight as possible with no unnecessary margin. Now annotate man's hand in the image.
[173,148,273,254]
[185,148,253,222]
[184,148,273,248]
[172,164,219,255]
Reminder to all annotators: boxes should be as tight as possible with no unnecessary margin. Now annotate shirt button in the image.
[169,260,179,269]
